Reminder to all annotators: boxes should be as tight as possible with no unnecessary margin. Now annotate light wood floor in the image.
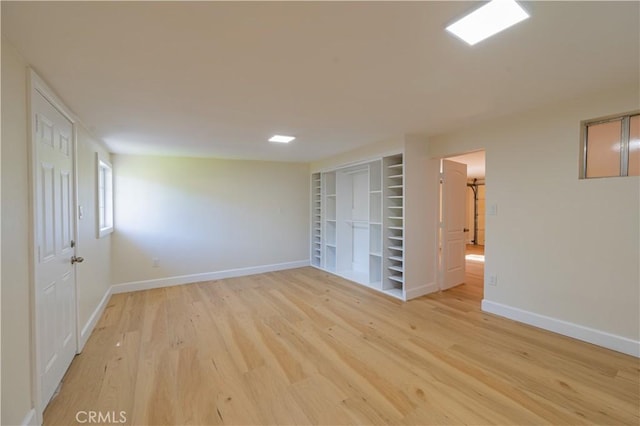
[45,263,639,425]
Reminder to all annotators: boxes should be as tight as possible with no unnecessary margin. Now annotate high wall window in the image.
[97,154,113,237]
[581,112,640,178]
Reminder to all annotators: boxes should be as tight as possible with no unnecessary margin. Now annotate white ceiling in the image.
[2,1,638,162]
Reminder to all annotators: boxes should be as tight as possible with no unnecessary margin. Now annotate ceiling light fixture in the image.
[269,135,296,143]
[446,0,530,46]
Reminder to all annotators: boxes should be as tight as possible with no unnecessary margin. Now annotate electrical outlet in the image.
[488,274,498,286]
[152,258,160,268]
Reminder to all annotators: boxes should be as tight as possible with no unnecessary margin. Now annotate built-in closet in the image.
[310,153,406,300]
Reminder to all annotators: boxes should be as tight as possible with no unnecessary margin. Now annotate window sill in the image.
[98,226,113,238]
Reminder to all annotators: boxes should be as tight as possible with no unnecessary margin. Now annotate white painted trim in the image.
[405,282,438,300]
[482,299,640,358]
[96,153,114,238]
[29,69,77,123]
[111,260,310,294]
[78,286,113,352]
[21,409,38,426]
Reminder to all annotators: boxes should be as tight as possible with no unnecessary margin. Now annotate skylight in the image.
[446,0,530,46]
[269,135,296,143]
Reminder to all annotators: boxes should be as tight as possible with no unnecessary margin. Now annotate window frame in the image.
[580,111,639,179]
[96,153,114,238]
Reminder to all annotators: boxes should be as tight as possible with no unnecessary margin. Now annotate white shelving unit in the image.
[369,160,382,287]
[310,154,403,300]
[311,173,322,267]
[383,154,404,299]
[323,171,337,272]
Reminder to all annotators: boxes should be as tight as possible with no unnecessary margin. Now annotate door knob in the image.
[71,256,84,265]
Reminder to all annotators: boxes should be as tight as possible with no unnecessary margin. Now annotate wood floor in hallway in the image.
[44,266,639,425]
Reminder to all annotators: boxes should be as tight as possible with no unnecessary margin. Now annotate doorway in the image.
[438,150,486,299]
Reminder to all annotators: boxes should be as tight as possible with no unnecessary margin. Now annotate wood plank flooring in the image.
[45,263,639,425]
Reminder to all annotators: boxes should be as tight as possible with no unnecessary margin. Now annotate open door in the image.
[441,159,467,290]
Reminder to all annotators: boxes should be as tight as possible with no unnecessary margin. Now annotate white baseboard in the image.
[406,282,438,300]
[482,299,640,357]
[111,260,310,294]
[79,286,113,352]
[21,409,37,426]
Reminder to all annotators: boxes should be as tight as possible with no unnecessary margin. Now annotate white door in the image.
[441,159,467,290]
[33,89,78,407]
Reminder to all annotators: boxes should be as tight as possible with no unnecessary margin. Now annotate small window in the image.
[581,112,640,178]
[97,154,113,237]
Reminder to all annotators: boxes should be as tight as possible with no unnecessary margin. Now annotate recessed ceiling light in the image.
[269,135,296,143]
[446,0,530,46]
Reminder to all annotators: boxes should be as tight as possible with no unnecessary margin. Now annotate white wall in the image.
[1,37,32,426]
[1,38,114,424]
[404,136,439,298]
[76,127,112,337]
[429,85,640,347]
[111,155,310,285]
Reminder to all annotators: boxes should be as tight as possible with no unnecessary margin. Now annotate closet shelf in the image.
[384,287,404,298]
[311,154,405,302]
[388,275,404,284]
